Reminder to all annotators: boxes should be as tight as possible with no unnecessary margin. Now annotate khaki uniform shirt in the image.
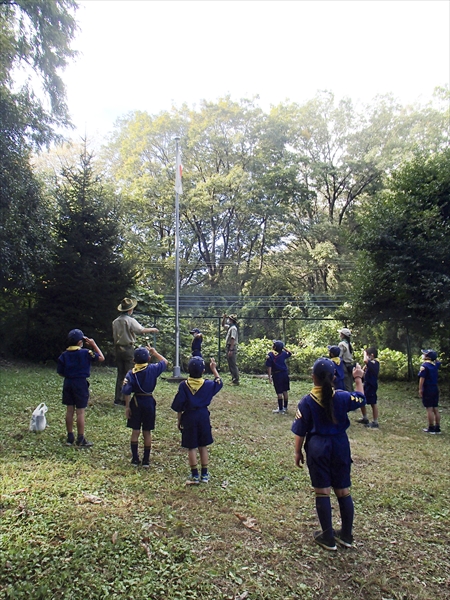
[113,313,145,346]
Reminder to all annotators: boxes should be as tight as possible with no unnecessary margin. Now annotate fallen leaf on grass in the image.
[111,532,118,544]
[234,513,261,532]
[235,592,249,600]
[10,488,28,495]
[81,493,103,504]
[141,540,152,560]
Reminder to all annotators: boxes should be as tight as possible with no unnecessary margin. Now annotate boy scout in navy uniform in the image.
[122,346,168,467]
[419,349,441,434]
[171,356,223,484]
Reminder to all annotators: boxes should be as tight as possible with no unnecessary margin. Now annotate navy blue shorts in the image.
[127,396,156,431]
[306,434,352,490]
[422,391,439,408]
[365,392,377,405]
[272,371,290,395]
[180,409,213,449]
[62,378,89,409]
[364,383,377,405]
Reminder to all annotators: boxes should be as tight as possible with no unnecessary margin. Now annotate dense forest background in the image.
[1,1,449,372]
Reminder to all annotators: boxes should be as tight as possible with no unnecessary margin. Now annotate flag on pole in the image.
[175,150,183,195]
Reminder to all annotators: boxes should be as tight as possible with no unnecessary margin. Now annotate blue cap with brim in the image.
[68,329,84,344]
[421,349,437,361]
[134,347,150,363]
[313,358,336,378]
[188,356,205,377]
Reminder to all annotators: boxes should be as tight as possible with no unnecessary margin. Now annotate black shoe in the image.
[142,459,150,468]
[422,426,436,434]
[334,529,353,548]
[365,421,379,428]
[131,457,141,467]
[114,399,126,406]
[434,426,442,434]
[76,436,93,447]
[357,417,369,425]
[313,531,337,551]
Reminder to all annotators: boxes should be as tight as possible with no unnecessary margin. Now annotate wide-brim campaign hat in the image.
[338,327,352,337]
[117,297,138,312]
[228,314,238,323]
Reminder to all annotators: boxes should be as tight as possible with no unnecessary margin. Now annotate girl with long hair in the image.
[292,357,365,551]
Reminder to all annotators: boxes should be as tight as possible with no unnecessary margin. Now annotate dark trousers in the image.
[114,345,134,403]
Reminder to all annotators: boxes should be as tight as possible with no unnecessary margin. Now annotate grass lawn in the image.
[1,361,449,599]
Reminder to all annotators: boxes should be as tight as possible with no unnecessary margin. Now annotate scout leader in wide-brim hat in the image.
[117,297,138,312]
[228,314,238,324]
[338,327,352,338]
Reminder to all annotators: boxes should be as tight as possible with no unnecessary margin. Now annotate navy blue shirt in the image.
[171,378,223,412]
[122,362,167,398]
[57,347,100,379]
[292,388,366,438]
[265,350,292,373]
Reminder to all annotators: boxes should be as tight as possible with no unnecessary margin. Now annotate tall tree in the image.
[0,0,78,295]
[351,149,450,343]
[28,144,133,359]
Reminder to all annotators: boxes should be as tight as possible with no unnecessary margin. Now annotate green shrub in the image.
[237,339,423,382]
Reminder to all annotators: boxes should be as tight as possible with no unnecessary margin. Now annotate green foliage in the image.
[352,149,450,347]
[22,145,133,360]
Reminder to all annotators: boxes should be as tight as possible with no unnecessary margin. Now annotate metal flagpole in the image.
[173,137,181,377]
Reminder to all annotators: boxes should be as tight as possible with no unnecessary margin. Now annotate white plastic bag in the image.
[29,403,48,432]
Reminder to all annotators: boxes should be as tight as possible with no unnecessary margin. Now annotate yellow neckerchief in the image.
[186,376,204,394]
[310,385,335,407]
[67,346,81,351]
[330,356,340,365]
[132,363,148,374]
[424,359,435,365]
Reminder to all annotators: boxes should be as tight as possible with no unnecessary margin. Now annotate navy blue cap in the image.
[188,356,205,377]
[313,357,336,379]
[328,345,341,357]
[134,347,150,363]
[422,349,437,361]
[273,340,284,353]
[68,329,84,344]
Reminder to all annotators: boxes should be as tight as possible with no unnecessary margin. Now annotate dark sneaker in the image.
[365,421,379,429]
[434,426,442,434]
[114,399,126,406]
[313,531,337,551]
[422,426,436,434]
[76,437,93,448]
[142,460,150,468]
[334,529,353,548]
[200,473,209,484]
[272,409,282,413]
[357,417,369,425]
[66,435,75,446]
[131,457,141,467]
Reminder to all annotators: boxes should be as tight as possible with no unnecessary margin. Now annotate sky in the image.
[63,0,450,141]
